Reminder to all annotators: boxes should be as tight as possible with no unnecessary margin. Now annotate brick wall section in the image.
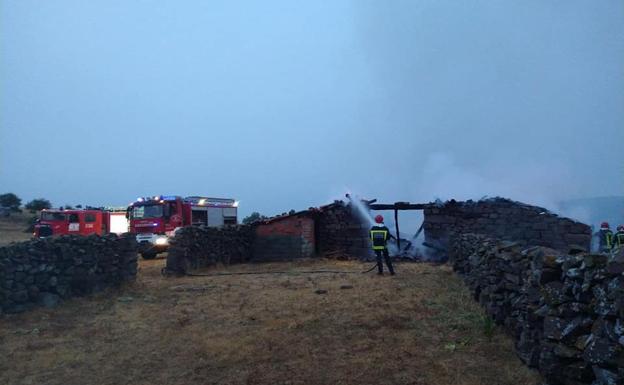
[424,198,591,254]
[253,216,315,262]
[0,234,138,314]
[315,201,374,260]
[450,234,624,385]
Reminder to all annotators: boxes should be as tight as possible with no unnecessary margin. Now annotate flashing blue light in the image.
[161,195,178,201]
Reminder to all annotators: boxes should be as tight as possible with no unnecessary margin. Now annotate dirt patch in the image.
[0,258,541,385]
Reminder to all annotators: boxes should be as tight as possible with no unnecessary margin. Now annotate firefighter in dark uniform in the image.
[369,215,395,275]
[596,222,614,253]
[614,225,624,250]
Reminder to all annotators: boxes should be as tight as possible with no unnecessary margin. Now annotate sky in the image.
[1,0,623,223]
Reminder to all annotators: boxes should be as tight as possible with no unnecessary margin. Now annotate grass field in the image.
[0,211,35,246]
[0,215,540,385]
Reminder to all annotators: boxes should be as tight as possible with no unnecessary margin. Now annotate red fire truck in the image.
[127,195,238,259]
[34,208,129,238]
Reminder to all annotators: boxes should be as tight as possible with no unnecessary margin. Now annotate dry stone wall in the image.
[315,201,373,260]
[450,233,624,385]
[165,225,254,274]
[0,234,137,314]
[424,198,591,254]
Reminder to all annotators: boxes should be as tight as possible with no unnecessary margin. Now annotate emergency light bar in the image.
[184,196,237,207]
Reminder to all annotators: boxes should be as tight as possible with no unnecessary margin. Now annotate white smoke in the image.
[345,192,375,227]
[412,152,594,223]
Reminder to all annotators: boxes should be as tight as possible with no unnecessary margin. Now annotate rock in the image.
[544,316,585,341]
[592,366,620,385]
[583,337,618,365]
[553,344,581,358]
[314,289,328,295]
[9,290,28,303]
[339,285,353,290]
[37,292,60,308]
[576,334,593,350]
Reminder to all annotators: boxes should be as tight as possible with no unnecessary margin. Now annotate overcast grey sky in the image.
[1,0,622,219]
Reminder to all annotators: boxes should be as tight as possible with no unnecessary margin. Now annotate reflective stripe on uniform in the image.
[606,232,614,248]
[370,230,388,250]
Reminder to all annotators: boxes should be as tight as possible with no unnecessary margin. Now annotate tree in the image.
[242,212,267,224]
[25,198,52,213]
[0,193,21,211]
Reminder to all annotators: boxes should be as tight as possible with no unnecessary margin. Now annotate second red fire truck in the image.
[34,207,129,238]
[127,195,238,259]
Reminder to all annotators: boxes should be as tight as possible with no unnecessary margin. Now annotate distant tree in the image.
[25,198,52,213]
[242,212,267,224]
[0,193,21,211]
[64,204,74,210]
[75,204,82,209]
[288,209,296,215]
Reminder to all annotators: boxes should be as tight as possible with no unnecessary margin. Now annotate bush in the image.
[25,198,52,213]
[242,212,267,224]
[0,193,21,212]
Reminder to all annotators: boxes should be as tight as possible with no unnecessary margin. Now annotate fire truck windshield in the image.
[131,204,163,219]
[41,212,67,221]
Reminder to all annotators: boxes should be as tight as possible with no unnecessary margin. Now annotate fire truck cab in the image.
[127,195,238,259]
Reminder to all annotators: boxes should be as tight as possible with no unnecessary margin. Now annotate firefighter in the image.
[614,225,624,250]
[369,215,395,275]
[596,222,614,253]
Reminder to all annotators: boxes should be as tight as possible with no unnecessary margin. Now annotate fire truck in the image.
[34,207,129,238]
[127,195,238,259]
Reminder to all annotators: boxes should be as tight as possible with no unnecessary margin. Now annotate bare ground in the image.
[0,255,541,385]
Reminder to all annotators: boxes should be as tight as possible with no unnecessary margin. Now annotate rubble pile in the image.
[0,234,137,314]
[450,233,624,385]
[425,198,591,256]
[166,225,254,274]
[315,201,373,260]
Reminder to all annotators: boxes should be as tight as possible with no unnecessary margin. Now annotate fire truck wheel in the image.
[141,252,157,260]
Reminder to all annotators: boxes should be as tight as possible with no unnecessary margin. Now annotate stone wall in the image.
[165,225,254,274]
[0,234,138,314]
[315,201,373,260]
[450,233,624,385]
[424,198,591,254]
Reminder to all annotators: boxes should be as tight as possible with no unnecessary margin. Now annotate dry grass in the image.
[0,211,35,246]
[0,257,541,385]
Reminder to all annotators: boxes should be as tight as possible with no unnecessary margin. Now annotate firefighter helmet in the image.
[618,225,624,232]
[374,215,384,224]
[601,222,610,229]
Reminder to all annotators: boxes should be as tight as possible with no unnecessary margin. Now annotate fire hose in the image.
[164,263,381,277]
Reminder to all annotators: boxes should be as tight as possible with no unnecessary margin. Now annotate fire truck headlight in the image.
[233,201,239,207]
[155,237,169,246]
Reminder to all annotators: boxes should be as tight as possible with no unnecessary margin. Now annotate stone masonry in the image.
[315,201,374,260]
[450,234,624,385]
[0,233,137,314]
[424,198,592,254]
[165,225,254,274]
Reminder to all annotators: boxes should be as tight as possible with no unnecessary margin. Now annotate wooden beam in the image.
[369,202,433,211]
[394,209,400,250]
